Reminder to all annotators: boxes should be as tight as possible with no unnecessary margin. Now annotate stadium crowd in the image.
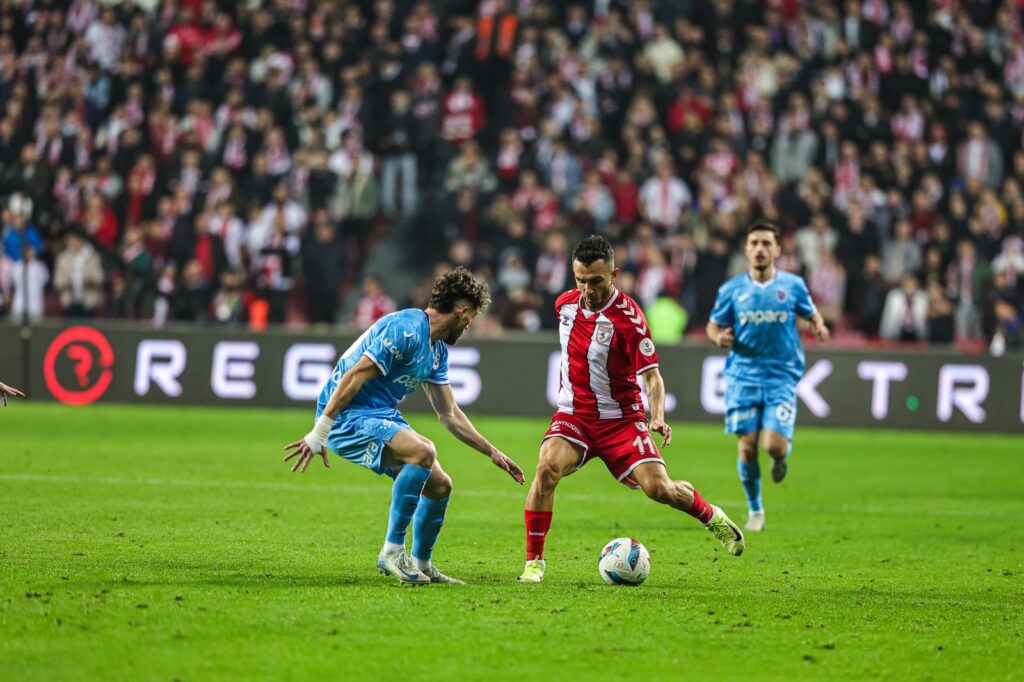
[0,0,1022,353]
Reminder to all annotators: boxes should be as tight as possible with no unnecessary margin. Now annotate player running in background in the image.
[0,381,24,406]
[518,236,744,583]
[284,268,525,585]
[706,220,829,532]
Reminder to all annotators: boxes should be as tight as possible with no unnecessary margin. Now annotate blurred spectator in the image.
[54,232,104,317]
[5,245,49,323]
[352,275,396,330]
[638,157,691,233]
[646,296,688,343]
[303,211,345,325]
[957,121,1003,189]
[2,195,42,263]
[882,219,922,285]
[172,259,212,322]
[946,239,989,341]
[925,281,956,345]
[807,250,847,327]
[880,273,928,342]
[990,297,1024,356]
[379,90,418,219]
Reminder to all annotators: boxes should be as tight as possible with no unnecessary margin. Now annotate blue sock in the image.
[737,458,763,513]
[411,495,450,562]
[385,464,432,546]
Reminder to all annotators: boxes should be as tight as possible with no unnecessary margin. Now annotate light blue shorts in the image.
[314,405,411,479]
[724,382,797,442]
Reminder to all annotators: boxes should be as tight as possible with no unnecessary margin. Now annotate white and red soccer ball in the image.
[598,537,651,585]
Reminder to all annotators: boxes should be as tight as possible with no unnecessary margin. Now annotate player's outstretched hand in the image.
[0,381,25,407]
[715,327,734,349]
[649,419,672,448]
[490,450,525,484]
[283,439,330,473]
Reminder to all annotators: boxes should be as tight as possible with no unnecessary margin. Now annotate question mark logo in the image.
[66,344,94,387]
[43,327,115,405]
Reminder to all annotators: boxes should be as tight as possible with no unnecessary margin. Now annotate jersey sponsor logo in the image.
[393,373,423,389]
[639,338,656,356]
[560,314,571,326]
[362,441,381,467]
[381,337,405,360]
[738,310,790,325]
[730,408,759,426]
[595,323,613,346]
[776,288,788,303]
[551,420,583,436]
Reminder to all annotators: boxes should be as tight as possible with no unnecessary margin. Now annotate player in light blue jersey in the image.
[283,268,525,584]
[706,221,829,532]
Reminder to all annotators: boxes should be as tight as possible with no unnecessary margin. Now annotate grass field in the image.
[0,403,1022,681]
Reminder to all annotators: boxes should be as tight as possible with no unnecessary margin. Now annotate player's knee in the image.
[412,439,437,467]
[427,472,452,499]
[642,479,674,504]
[766,442,788,459]
[737,441,758,460]
[534,459,563,490]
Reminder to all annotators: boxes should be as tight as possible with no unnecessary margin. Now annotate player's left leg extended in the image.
[736,431,764,530]
[410,461,464,584]
[631,462,744,557]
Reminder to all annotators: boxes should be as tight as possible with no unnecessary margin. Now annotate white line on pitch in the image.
[0,473,1020,519]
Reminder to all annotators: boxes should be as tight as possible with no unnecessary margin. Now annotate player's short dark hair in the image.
[746,219,781,243]
[572,235,615,266]
[428,266,491,313]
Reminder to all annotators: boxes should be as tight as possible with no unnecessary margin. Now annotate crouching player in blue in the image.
[284,268,525,584]
[706,221,829,532]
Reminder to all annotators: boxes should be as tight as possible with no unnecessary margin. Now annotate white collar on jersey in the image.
[746,272,777,289]
[579,288,620,317]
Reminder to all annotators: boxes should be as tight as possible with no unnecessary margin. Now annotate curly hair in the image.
[572,235,615,266]
[428,266,491,313]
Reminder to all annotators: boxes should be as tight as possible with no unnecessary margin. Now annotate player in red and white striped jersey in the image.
[517,236,744,583]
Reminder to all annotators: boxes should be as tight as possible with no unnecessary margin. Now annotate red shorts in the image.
[543,412,665,488]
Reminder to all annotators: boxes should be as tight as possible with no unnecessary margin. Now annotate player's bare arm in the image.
[705,321,734,349]
[424,382,525,484]
[641,368,672,447]
[0,381,25,407]
[283,355,382,473]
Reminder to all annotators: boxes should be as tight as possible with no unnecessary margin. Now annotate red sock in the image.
[687,489,715,524]
[524,510,553,560]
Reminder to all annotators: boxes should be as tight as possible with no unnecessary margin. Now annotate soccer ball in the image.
[598,537,651,585]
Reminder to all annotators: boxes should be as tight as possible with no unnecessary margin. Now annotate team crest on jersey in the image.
[776,288,788,303]
[639,338,656,357]
[634,422,648,432]
[595,323,613,345]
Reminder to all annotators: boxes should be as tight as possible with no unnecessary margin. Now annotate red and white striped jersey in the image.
[555,288,659,420]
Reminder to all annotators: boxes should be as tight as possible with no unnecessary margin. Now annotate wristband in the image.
[303,414,334,453]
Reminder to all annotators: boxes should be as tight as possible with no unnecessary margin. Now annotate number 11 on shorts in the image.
[633,435,655,455]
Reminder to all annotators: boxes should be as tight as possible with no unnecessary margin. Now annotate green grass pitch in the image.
[1,403,1021,680]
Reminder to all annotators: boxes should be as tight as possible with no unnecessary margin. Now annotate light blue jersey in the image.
[316,309,449,477]
[711,271,817,439]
